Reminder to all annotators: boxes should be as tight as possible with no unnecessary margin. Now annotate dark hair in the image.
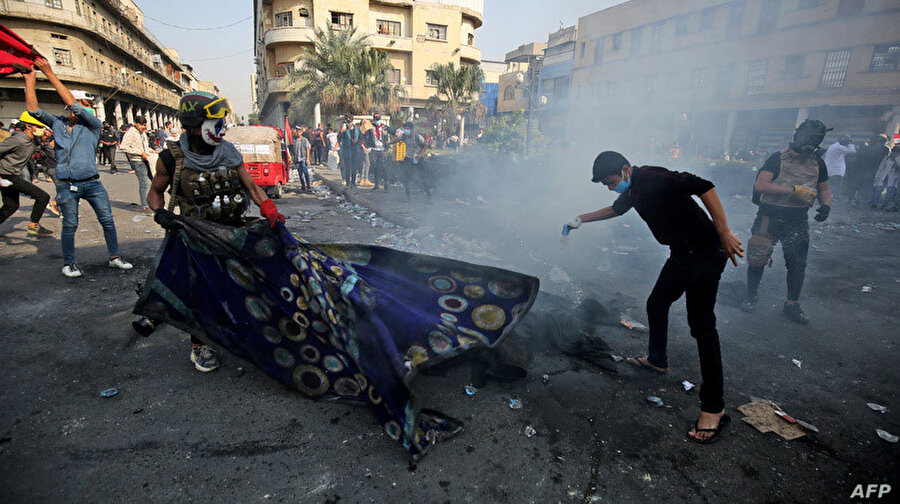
[0,121,4,128]
[134,115,147,125]
[165,121,172,127]
[591,151,630,183]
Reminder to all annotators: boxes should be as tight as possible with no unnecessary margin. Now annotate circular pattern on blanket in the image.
[429,275,457,293]
[245,296,271,321]
[451,270,483,283]
[280,287,294,303]
[295,295,308,311]
[511,302,529,319]
[354,372,368,391]
[323,354,344,373]
[312,320,329,334]
[289,273,300,287]
[428,331,453,354]
[438,295,468,313]
[471,304,506,331]
[309,249,327,262]
[406,344,429,368]
[273,347,295,368]
[309,281,323,295]
[408,256,439,273]
[440,313,458,324]
[226,260,255,291]
[463,285,485,299]
[385,420,402,441]
[293,365,329,397]
[292,311,310,328]
[280,317,306,341]
[458,326,490,344]
[299,344,320,363]
[333,377,362,397]
[488,279,524,299]
[292,255,309,272]
[329,265,346,277]
[263,327,282,344]
[254,238,277,258]
[328,331,346,353]
[368,385,382,405]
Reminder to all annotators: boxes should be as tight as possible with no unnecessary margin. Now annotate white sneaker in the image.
[62,264,83,278]
[108,257,133,270]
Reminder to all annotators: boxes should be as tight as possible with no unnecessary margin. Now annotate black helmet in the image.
[177,91,228,128]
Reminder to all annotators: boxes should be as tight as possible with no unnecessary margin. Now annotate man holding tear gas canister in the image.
[741,119,832,325]
[563,151,744,444]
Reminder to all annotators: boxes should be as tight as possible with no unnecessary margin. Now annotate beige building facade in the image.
[496,42,546,115]
[568,0,900,155]
[0,0,206,129]
[253,0,484,126]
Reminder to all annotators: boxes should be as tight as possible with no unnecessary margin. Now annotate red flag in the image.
[0,24,41,74]
[284,116,294,146]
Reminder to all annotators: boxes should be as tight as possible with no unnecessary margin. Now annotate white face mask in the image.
[200,118,226,146]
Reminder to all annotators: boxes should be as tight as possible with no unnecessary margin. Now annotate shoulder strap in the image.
[165,139,185,212]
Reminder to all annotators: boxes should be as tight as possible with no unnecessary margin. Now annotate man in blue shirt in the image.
[28,58,132,278]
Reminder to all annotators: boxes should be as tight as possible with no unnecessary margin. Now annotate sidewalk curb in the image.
[312,170,419,229]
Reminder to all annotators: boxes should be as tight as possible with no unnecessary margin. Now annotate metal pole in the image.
[525,89,533,157]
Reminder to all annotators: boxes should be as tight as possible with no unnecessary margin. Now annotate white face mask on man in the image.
[200,118,226,146]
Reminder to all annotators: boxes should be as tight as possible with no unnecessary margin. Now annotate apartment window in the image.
[837,0,865,16]
[425,70,438,86]
[389,69,401,85]
[870,43,900,72]
[274,11,293,27]
[53,48,72,67]
[275,62,294,78]
[746,60,768,95]
[784,54,805,78]
[45,0,62,8]
[50,33,67,40]
[612,32,623,51]
[467,33,474,46]
[758,0,780,33]
[377,20,401,37]
[74,1,81,15]
[426,24,447,41]
[630,27,643,55]
[820,48,852,88]
[691,69,706,88]
[727,1,745,37]
[675,15,689,36]
[798,0,823,9]
[651,22,665,50]
[298,7,310,18]
[593,38,604,64]
[716,64,735,97]
[699,7,716,31]
[579,42,586,59]
[331,12,353,29]
[502,86,515,101]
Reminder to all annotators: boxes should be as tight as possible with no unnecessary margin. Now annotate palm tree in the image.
[425,62,486,134]
[287,27,405,121]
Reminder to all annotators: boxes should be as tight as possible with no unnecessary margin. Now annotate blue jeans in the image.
[295,160,310,189]
[129,159,152,207]
[55,179,120,264]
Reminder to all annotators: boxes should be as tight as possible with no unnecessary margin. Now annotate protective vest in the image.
[759,148,819,208]
[166,140,247,225]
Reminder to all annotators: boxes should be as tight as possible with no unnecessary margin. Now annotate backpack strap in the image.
[165,139,184,213]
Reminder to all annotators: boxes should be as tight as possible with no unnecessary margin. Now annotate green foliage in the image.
[247,112,260,126]
[287,27,406,120]
[424,62,486,127]
[478,111,543,159]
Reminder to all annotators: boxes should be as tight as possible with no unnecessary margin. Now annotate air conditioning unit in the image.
[151,54,162,64]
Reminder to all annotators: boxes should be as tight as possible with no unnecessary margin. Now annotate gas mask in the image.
[790,120,831,157]
[200,118,226,146]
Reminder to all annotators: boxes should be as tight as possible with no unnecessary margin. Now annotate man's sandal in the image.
[688,414,731,444]
[626,356,668,375]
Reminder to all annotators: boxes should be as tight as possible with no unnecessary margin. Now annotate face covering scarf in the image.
[133,219,538,459]
[177,131,243,172]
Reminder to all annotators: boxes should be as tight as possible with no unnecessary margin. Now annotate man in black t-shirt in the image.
[564,151,743,444]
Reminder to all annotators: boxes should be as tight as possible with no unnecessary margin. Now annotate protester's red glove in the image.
[259,199,285,228]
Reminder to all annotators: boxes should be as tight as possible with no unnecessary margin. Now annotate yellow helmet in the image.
[18,111,47,127]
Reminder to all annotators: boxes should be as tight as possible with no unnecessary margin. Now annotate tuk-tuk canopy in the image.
[226,126,283,164]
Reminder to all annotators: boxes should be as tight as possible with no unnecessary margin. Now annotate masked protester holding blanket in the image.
[741,119,832,325]
[564,151,744,444]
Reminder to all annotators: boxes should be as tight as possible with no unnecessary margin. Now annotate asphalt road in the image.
[0,156,897,503]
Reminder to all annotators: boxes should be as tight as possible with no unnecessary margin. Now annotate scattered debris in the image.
[99,388,118,398]
[876,429,898,443]
[791,359,802,369]
[682,380,695,392]
[541,374,549,384]
[610,354,624,363]
[464,384,477,396]
[641,474,652,483]
[619,314,649,332]
[647,396,664,407]
[738,400,817,439]
[867,403,888,413]
[524,425,536,438]
[861,285,873,293]
[508,398,523,409]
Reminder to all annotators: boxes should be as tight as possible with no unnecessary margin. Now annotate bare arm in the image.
[577,206,619,223]
[33,58,75,106]
[237,164,270,207]
[699,188,744,267]
[24,67,38,111]
[147,159,171,211]
[754,171,794,195]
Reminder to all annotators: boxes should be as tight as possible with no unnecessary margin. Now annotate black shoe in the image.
[740,295,758,313]
[132,317,156,337]
[783,302,809,325]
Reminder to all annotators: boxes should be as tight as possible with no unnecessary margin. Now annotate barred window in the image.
[45,0,62,9]
[426,24,447,41]
[746,60,768,96]
[630,27,643,55]
[820,48,851,89]
[331,12,353,29]
[377,20,401,37]
[390,69,401,85]
[274,12,292,27]
[53,48,73,67]
[870,43,900,72]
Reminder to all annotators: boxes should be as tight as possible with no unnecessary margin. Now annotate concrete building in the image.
[538,25,576,131]
[253,0,484,127]
[496,42,546,115]
[479,59,505,117]
[568,0,900,156]
[0,0,201,130]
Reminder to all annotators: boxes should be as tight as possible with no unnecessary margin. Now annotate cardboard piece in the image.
[737,401,806,440]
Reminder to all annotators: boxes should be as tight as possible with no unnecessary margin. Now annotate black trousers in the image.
[0,174,51,226]
[401,158,432,200]
[370,150,387,188]
[746,214,809,302]
[103,145,118,171]
[646,248,727,413]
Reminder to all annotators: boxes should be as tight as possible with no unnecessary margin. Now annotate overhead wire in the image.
[143,14,252,31]
[181,49,252,62]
